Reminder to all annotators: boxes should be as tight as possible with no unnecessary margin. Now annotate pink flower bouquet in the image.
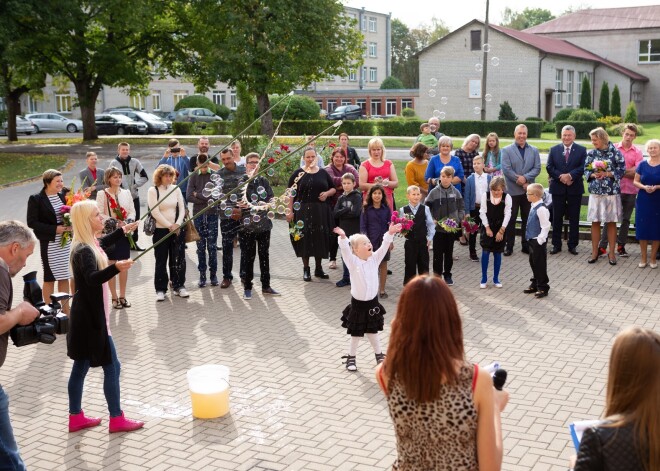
[462,217,480,234]
[391,211,414,237]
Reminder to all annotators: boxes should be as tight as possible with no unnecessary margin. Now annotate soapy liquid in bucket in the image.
[187,365,230,419]
[190,384,229,419]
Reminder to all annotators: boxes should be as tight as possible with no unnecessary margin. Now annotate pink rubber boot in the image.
[109,412,144,433]
[69,410,102,432]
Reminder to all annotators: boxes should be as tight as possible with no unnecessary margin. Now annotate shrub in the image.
[611,85,622,117]
[597,115,623,128]
[579,76,591,109]
[401,108,417,118]
[555,121,601,139]
[271,95,321,120]
[172,122,193,134]
[598,81,610,116]
[542,122,555,133]
[568,109,597,121]
[380,76,405,89]
[280,120,333,135]
[624,101,638,124]
[525,117,543,121]
[209,121,232,135]
[338,120,376,136]
[553,108,574,122]
[174,95,215,112]
[498,101,517,120]
[215,104,231,120]
[172,121,213,135]
[377,118,424,136]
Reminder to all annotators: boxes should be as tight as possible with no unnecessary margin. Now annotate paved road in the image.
[0,153,657,470]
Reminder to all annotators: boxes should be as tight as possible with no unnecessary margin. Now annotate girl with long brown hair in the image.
[376,275,509,470]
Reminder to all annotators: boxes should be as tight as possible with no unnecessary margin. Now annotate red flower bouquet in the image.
[105,191,136,249]
[462,217,480,234]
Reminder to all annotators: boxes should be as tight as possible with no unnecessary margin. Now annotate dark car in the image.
[108,110,169,134]
[327,105,363,120]
[95,114,148,135]
[174,108,223,123]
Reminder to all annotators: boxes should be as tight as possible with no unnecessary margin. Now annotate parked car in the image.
[174,108,223,123]
[1,116,36,136]
[24,113,83,133]
[95,114,148,135]
[327,105,363,120]
[108,110,168,134]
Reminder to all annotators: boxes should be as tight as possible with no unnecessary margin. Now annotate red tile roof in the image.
[525,6,660,34]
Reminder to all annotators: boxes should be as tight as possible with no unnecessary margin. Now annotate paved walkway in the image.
[0,160,658,471]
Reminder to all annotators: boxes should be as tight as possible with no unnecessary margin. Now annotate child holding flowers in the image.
[426,167,464,286]
[399,185,435,285]
[360,184,392,298]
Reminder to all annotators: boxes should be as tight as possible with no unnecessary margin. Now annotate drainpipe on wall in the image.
[537,53,547,118]
[592,63,600,108]
[386,13,391,78]
[629,79,635,111]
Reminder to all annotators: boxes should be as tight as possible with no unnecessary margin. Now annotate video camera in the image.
[9,271,69,347]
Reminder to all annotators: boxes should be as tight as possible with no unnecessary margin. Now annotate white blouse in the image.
[147,185,185,229]
[96,188,136,221]
[479,192,513,229]
[339,232,394,301]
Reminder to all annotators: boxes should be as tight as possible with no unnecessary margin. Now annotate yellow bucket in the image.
[187,365,230,419]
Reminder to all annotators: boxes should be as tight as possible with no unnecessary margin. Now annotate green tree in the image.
[579,76,592,109]
[380,76,404,90]
[192,0,363,137]
[270,95,320,120]
[598,81,610,116]
[611,85,622,117]
[501,8,555,30]
[12,0,191,140]
[498,101,518,120]
[232,82,258,150]
[624,101,638,124]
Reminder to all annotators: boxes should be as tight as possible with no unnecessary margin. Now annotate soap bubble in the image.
[473,106,481,115]
[485,93,492,102]
[277,205,285,214]
[250,207,257,215]
[252,215,261,223]
[205,182,215,190]
[259,190,267,199]
[256,186,265,194]
[296,220,304,229]
[475,63,483,72]
[293,202,301,211]
[230,194,237,202]
[284,208,291,216]
[243,218,250,225]
[224,208,233,217]
[267,168,275,177]
[429,89,436,98]
[207,199,216,206]
[211,189,220,198]
[430,78,438,87]
[220,201,227,210]
[439,112,446,120]
[519,67,523,73]
[202,188,212,198]
[482,43,491,53]
[491,57,500,67]
[440,97,448,105]
[210,174,220,183]
[250,194,258,203]
[290,189,297,197]
[433,109,441,118]
[267,211,275,220]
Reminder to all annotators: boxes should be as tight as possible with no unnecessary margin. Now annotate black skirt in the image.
[340,296,385,337]
[479,225,506,253]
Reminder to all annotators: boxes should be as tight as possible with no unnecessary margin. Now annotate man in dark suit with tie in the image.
[546,125,587,255]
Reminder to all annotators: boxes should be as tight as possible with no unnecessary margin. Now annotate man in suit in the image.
[501,124,541,255]
[546,125,587,255]
[78,151,105,200]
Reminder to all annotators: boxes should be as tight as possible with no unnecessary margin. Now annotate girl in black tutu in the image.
[334,223,402,372]
[479,176,512,289]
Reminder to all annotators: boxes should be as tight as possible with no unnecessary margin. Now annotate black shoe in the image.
[132,245,145,251]
[444,276,454,286]
[342,355,357,372]
[314,270,329,279]
[521,246,530,254]
[523,286,537,294]
[535,290,548,298]
[504,249,513,257]
[549,247,561,255]
[587,257,598,264]
[303,267,312,282]
[568,247,578,255]
[387,269,392,275]
[469,253,479,262]
[617,244,629,258]
[609,258,617,266]
[375,352,386,365]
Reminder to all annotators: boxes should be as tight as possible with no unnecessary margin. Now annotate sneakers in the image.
[342,355,357,372]
[198,276,207,288]
[210,274,219,286]
[155,292,165,302]
[109,412,144,433]
[598,247,607,258]
[69,410,102,432]
[480,282,487,289]
[444,276,454,286]
[469,253,479,262]
[335,279,351,288]
[175,288,189,298]
[243,289,252,300]
[375,353,386,365]
[493,281,503,288]
[262,287,281,296]
[617,245,629,258]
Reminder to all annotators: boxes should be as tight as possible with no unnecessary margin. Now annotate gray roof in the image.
[525,6,660,33]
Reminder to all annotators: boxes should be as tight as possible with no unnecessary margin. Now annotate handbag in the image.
[143,187,158,236]
[184,209,201,243]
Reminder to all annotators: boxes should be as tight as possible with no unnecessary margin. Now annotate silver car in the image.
[24,113,84,133]
[1,116,36,135]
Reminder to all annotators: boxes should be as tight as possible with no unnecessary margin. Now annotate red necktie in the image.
[564,147,570,164]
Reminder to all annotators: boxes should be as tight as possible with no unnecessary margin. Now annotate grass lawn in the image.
[0,153,69,186]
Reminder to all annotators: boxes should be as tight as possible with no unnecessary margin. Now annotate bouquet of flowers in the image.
[289,221,304,241]
[391,211,414,237]
[104,191,136,249]
[438,217,461,233]
[586,160,608,173]
[59,178,91,247]
[59,206,72,247]
[462,217,480,234]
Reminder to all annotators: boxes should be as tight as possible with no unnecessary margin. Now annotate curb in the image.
[0,158,75,189]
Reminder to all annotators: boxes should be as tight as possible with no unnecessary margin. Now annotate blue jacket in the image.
[546,143,587,196]
[464,173,492,211]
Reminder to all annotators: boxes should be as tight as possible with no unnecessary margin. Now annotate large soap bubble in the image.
[482,43,491,53]
[440,97,448,105]
[429,89,436,98]
[430,78,438,87]
[491,57,500,67]
[475,63,483,72]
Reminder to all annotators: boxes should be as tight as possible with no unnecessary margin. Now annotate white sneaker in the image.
[480,283,487,289]
[175,288,189,298]
[494,282,503,288]
[155,292,165,302]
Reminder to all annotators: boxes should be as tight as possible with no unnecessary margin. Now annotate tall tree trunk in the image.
[5,91,24,142]
[257,93,273,137]
[74,81,100,141]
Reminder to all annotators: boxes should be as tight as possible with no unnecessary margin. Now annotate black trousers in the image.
[468,208,482,256]
[153,228,186,292]
[240,230,271,290]
[527,239,549,292]
[133,197,140,243]
[404,238,429,285]
[220,218,240,280]
[551,194,581,249]
[506,194,531,251]
[432,232,455,278]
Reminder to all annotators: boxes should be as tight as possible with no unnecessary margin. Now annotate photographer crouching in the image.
[0,221,40,470]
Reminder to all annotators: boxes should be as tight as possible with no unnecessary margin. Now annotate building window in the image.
[361,16,366,31]
[56,94,72,113]
[632,91,641,102]
[173,91,188,106]
[401,99,413,110]
[357,99,366,114]
[28,96,38,113]
[361,66,367,82]
[130,95,146,110]
[370,100,381,116]
[152,92,161,111]
[349,70,357,82]
[368,17,377,32]
[363,41,368,58]
[230,92,237,108]
[213,90,226,106]
[555,69,563,107]
[315,100,323,109]
[638,39,660,63]
[341,99,352,106]
[327,101,337,113]
[470,30,481,51]
[369,42,377,58]
[566,71,573,107]
[386,99,397,116]
[369,67,377,82]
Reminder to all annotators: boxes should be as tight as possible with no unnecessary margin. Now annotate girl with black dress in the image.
[478,177,512,289]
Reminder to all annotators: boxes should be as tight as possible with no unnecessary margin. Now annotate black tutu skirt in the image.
[340,296,386,337]
[479,226,505,253]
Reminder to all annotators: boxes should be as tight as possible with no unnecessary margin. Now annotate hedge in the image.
[554,121,601,139]
[437,120,542,138]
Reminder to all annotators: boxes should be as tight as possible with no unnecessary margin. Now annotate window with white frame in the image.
[361,66,367,82]
[369,67,377,82]
[327,102,337,113]
[370,100,381,116]
[386,99,397,116]
[369,42,377,58]
[152,91,161,111]
[341,99,352,105]
[356,99,366,114]
[315,100,323,109]
[28,96,38,113]
[349,70,357,82]
[638,39,660,63]
[230,92,237,108]
[361,16,366,31]
[401,99,413,110]
[130,95,146,110]
[56,94,72,113]
[213,90,226,106]
[368,17,377,32]
[566,71,574,107]
[173,91,188,106]
[555,69,563,107]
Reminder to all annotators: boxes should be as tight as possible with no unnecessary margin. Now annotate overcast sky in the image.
[343,0,660,30]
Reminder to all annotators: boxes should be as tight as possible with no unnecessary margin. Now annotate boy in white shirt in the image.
[523,183,551,298]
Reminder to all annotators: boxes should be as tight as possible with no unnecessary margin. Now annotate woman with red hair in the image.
[376,275,509,470]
